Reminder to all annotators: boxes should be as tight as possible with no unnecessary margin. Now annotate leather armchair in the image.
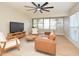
[35,32,56,55]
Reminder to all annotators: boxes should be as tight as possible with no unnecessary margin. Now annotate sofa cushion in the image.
[48,32,56,41]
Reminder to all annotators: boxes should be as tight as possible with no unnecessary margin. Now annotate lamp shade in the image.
[0,32,6,42]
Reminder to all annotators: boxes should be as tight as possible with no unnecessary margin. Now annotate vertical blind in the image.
[32,18,64,35]
[69,11,79,42]
[32,18,57,30]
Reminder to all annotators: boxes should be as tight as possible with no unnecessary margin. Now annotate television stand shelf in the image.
[7,32,26,40]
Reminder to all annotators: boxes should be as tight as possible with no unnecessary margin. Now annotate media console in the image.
[7,32,26,39]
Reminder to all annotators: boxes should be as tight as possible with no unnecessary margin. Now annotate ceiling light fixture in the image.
[37,8,40,11]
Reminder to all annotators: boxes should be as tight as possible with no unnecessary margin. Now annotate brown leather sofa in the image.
[7,32,26,39]
[35,32,56,55]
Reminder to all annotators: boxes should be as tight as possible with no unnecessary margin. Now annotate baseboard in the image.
[64,34,79,48]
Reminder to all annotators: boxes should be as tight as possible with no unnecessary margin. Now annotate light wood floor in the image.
[56,36,79,56]
[2,36,79,56]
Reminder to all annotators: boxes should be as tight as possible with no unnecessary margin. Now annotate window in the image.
[44,19,49,29]
[32,17,64,35]
[69,12,79,42]
[70,13,77,27]
[50,19,56,30]
[38,19,43,29]
[32,19,37,27]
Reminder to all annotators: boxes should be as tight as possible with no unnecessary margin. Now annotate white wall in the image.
[32,11,68,18]
[63,17,70,37]
[0,4,31,36]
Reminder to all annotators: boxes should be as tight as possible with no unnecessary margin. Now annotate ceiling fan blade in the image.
[40,10,43,13]
[41,2,48,7]
[24,6,35,8]
[34,10,37,13]
[38,4,40,7]
[27,9,35,11]
[43,6,54,9]
[42,9,50,12]
[32,2,37,7]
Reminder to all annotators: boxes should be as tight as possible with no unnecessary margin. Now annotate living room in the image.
[0,0,79,57]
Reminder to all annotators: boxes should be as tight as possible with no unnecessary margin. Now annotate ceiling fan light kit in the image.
[37,8,41,11]
[24,2,54,13]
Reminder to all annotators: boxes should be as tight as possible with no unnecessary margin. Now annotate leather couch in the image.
[35,32,56,55]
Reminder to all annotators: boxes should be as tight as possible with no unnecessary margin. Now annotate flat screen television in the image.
[10,22,24,33]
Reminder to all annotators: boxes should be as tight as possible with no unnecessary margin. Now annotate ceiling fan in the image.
[24,2,54,13]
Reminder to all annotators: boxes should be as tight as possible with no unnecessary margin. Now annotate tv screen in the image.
[10,22,24,33]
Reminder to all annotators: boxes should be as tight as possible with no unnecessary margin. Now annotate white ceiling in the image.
[0,2,76,18]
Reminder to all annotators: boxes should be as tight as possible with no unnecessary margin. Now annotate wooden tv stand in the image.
[7,32,26,39]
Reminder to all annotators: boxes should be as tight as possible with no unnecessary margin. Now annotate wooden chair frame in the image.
[0,39,20,56]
